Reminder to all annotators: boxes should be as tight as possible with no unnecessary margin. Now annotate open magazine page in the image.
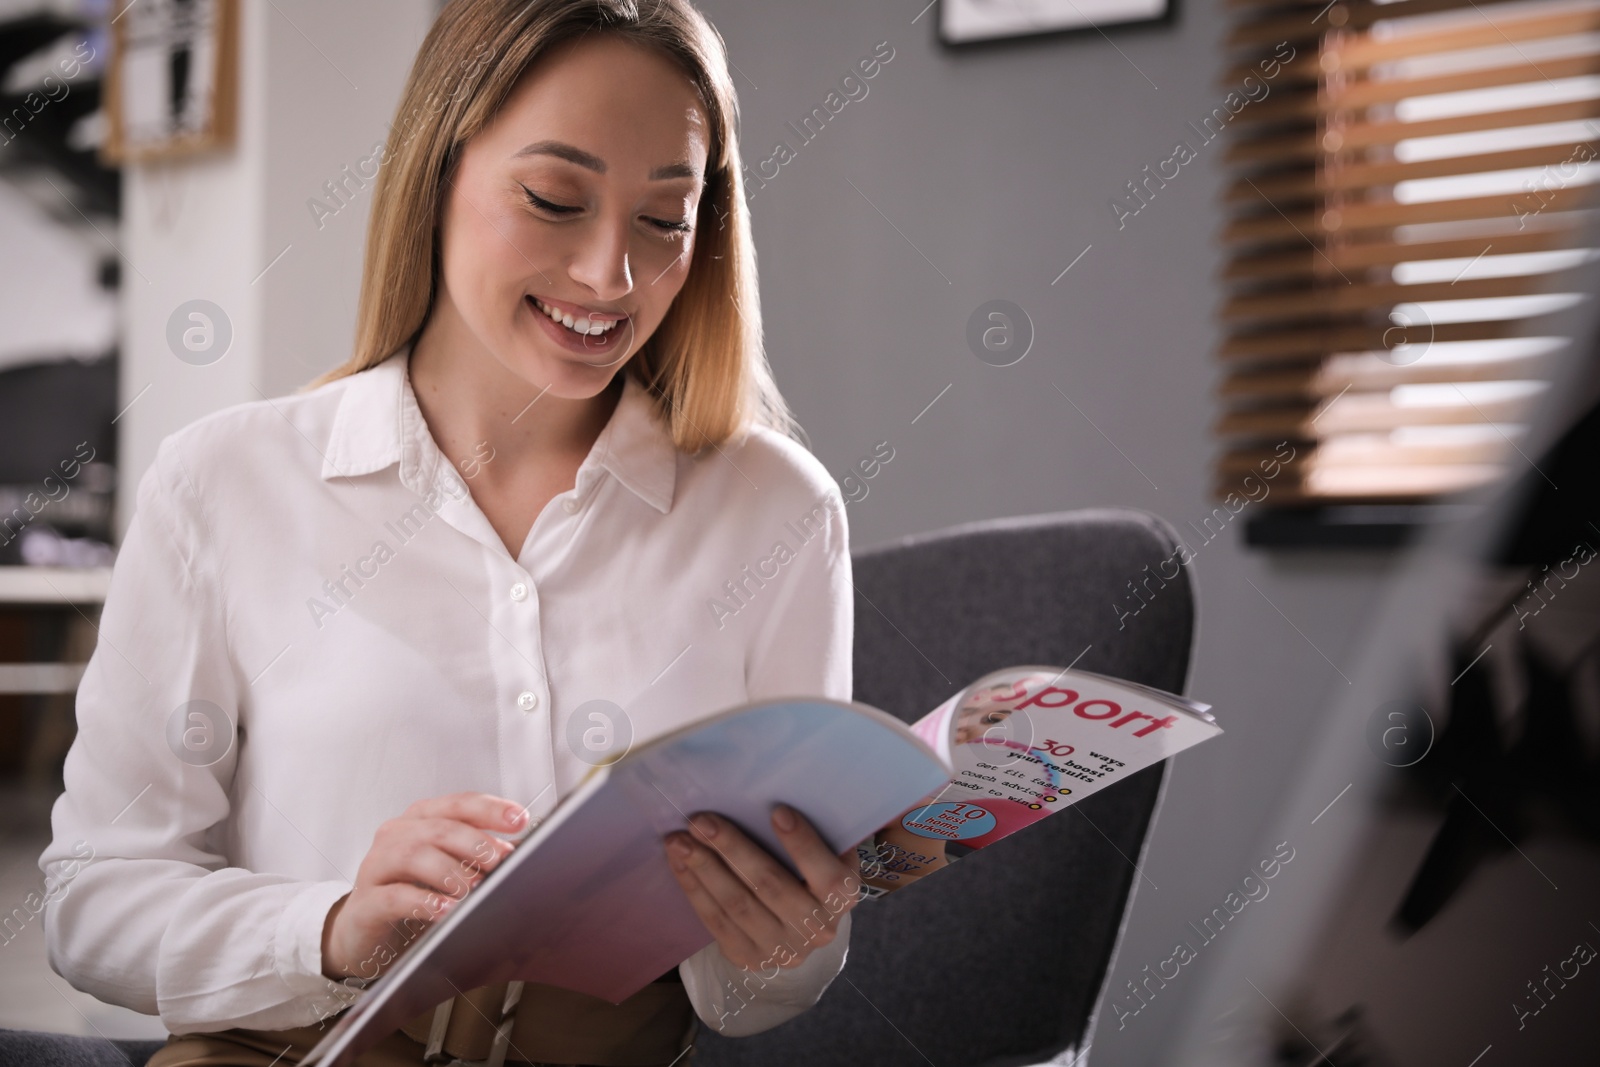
[857,665,1220,897]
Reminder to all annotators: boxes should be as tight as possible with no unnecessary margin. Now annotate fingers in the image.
[363,817,512,891]
[358,794,522,898]
[666,812,852,968]
[770,804,862,914]
[689,815,821,924]
[332,793,530,984]
[403,791,529,834]
[420,815,516,872]
[373,882,457,930]
[672,821,799,950]
[361,841,480,898]
[664,836,767,969]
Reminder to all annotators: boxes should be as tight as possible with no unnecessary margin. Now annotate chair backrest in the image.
[694,508,1196,1067]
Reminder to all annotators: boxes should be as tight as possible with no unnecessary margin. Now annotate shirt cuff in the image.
[273,879,363,1024]
[679,911,852,1038]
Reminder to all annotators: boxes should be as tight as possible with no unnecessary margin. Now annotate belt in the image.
[397,980,696,1067]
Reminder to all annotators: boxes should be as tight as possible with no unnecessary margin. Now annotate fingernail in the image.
[666,836,692,868]
[691,813,718,838]
[506,807,526,826]
[772,804,797,832]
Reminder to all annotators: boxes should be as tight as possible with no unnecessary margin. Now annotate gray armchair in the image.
[694,508,1196,1067]
[0,1031,166,1067]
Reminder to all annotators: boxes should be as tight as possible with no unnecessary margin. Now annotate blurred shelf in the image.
[0,661,85,694]
[0,566,111,604]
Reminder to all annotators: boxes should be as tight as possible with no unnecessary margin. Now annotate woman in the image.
[39,2,859,1064]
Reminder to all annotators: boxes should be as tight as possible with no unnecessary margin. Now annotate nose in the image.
[567,214,634,303]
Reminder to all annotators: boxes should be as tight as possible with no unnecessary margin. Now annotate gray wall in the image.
[689,2,1397,1063]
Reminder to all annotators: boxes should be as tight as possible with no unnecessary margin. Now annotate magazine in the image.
[303,666,1217,1067]
[854,665,1217,896]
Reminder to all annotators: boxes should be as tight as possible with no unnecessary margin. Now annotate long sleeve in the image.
[679,480,855,1036]
[38,438,358,1033]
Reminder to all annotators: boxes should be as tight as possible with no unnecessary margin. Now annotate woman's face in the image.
[434,34,710,396]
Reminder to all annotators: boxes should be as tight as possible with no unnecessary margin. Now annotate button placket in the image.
[507,574,541,712]
[491,560,554,806]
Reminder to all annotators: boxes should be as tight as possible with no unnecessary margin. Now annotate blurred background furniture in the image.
[0,3,114,217]
[0,1029,166,1067]
[695,507,1196,1067]
[0,565,111,782]
[0,351,119,783]
[0,356,118,569]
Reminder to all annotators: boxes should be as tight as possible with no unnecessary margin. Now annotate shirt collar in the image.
[319,347,678,514]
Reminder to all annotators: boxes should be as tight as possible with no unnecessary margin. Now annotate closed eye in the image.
[645,215,693,235]
[521,185,580,215]
[521,184,691,236]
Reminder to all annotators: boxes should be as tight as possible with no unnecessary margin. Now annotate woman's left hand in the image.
[665,804,861,972]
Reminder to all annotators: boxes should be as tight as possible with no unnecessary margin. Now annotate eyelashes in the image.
[520,185,579,216]
[519,184,692,236]
[650,215,694,235]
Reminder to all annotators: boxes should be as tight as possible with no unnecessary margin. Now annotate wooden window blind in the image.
[1217,0,1600,504]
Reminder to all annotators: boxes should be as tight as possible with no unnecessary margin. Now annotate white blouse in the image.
[38,348,854,1039]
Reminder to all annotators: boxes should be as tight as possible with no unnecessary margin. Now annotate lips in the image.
[530,295,628,336]
[525,294,632,364]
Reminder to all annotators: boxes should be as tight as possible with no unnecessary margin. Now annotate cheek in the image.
[442,205,544,311]
[635,238,696,318]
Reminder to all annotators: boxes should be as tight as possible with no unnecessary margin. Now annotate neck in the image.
[408,306,622,475]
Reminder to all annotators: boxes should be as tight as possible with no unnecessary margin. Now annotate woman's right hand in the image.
[320,792,526,981]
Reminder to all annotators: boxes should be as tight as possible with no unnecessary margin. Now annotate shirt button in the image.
[510,582,528,602]
[517,690,539,712]
[562,497,580,514]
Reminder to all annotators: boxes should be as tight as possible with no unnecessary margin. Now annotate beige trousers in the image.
[144,981,697,1067]
[145,1019,435,1067]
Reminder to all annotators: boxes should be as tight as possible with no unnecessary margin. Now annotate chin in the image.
[499,336,629,400]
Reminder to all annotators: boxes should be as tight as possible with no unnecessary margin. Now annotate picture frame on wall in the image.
[101,0,239,164]
[940,0,1172,44]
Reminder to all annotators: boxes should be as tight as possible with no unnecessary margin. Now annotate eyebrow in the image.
[512,139,699,181]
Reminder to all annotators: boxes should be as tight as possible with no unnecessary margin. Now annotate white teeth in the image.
[535,299,620,335]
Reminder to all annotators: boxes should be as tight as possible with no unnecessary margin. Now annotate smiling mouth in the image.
[530,297,625,336]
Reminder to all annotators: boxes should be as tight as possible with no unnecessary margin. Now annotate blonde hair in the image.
[306,0,794,452]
